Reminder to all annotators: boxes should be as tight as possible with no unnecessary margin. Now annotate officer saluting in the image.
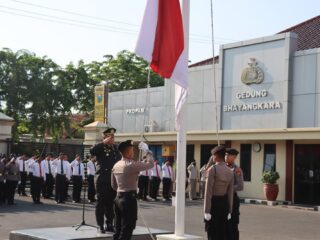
[111,140,154,240]
[225,148,244,240]
[204,145,234,240]
[90,127,121,234]
[5,156,21,205]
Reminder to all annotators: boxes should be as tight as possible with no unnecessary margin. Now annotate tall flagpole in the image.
[175,0,189,237]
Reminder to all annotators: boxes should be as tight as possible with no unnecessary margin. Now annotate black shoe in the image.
[99,226,106,234]
[106,224,114,232]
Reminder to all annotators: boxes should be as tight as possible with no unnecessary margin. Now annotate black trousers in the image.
[31,176,44,203]
[55,174,66,202]
[227,193,240,240]
[72,175,83,202]
[18,171,27,195]
[43,173,54,197]
[0,181,5,204]
[95,181,116,228]
[87,175,96,201]
[113,192,138,240]
[149,176,161,199]
[4,180,18,204]
[205,195,229,240]
[64,179,70,201]
[162,177,172,200]
[137,175,149,200]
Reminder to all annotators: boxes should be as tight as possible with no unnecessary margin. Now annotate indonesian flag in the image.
[135,0,188,129]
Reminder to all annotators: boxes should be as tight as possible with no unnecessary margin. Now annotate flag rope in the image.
[210,0,220,145]
[138,66,152,162]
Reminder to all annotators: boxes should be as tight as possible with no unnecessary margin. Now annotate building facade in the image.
[0,112,14,155]
[108,19,320,205]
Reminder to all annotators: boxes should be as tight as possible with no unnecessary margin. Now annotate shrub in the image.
[261,171,280,184]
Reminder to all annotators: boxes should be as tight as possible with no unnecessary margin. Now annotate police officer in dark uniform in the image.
[204,145,234,240]
[5,156,21,205]
[111,140,154,240]
[0,156,6,205]
[90,127,121,234]
[225,148,244,240]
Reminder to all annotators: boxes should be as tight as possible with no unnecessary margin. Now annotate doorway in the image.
[294,144,320,205]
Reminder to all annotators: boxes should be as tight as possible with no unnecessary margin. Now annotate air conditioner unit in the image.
[144,125,153,133]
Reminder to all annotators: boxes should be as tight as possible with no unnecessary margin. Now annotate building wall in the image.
[108,87,166,133]
[290,48,320,127]
[232,140,287,201]
[109,34,320,134]
[0,120,14,155]
[220,33,297,130]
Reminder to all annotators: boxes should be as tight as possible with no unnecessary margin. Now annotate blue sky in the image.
[0,0,319,66]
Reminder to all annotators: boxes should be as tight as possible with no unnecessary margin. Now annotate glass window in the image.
[200,144,216,167]
[149,145,164,165]
[263,144,276,172]
[240,144,252,181]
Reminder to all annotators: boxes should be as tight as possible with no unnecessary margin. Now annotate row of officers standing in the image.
[0,152,98,205]
[89,127,244,240]
[1,126,243,240]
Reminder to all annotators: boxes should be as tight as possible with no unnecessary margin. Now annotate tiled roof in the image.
[188,56,219,68]
[190,15,320,68]
[278,15,320,50]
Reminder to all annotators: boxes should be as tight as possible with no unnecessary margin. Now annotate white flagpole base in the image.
[157,234,203,240]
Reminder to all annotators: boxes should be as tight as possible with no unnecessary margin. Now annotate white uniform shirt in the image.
[29,160,47,180]
[150,163,162,178]
[70,160,84,177]
[43,159,53,175]
[51,158,71,180]
[139,168,150,177]
[26,158,35,174]
[162,164,173,179]
[18,157,27,172]
[86,161,96,176]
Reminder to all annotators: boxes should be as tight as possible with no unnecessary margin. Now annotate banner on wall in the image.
[94,85,105,122]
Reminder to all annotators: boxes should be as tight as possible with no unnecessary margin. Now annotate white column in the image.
[175,0,189,236]
[158,1,202,239]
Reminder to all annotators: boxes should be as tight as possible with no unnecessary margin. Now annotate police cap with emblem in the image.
[103,127,116,134]
[211,145,226,155]
[118,140,133,153]
[226,148,239,155]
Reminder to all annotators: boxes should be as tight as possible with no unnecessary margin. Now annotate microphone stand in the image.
[72,160,97,230]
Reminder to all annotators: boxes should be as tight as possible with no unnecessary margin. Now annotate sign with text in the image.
[94,85,105,122]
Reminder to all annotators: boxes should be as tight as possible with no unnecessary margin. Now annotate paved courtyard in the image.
[1,195,320,240]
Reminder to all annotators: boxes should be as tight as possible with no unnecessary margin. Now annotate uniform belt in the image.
[212,194,228,199]
[57,173,66,176]
[117,191,137,197]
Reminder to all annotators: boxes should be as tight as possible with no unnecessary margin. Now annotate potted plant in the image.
[261,171,280,201]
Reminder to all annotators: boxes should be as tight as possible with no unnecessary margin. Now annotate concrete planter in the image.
[264,184,279,201]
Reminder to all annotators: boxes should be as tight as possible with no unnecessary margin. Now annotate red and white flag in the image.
[135,0,188,129]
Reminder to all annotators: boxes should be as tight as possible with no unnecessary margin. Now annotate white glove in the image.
[18,181,21,184]
[138,141,149,153]
[228,213,231,220]
[204,213,211,221]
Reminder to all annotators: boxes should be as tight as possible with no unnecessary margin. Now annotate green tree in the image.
[0,48,164,140]
[103,50,164,92]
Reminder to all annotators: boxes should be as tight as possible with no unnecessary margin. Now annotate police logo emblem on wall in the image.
[241,58,264,85]
[97,94,103,103]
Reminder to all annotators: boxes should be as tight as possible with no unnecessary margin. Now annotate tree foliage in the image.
[0,48,163,140]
